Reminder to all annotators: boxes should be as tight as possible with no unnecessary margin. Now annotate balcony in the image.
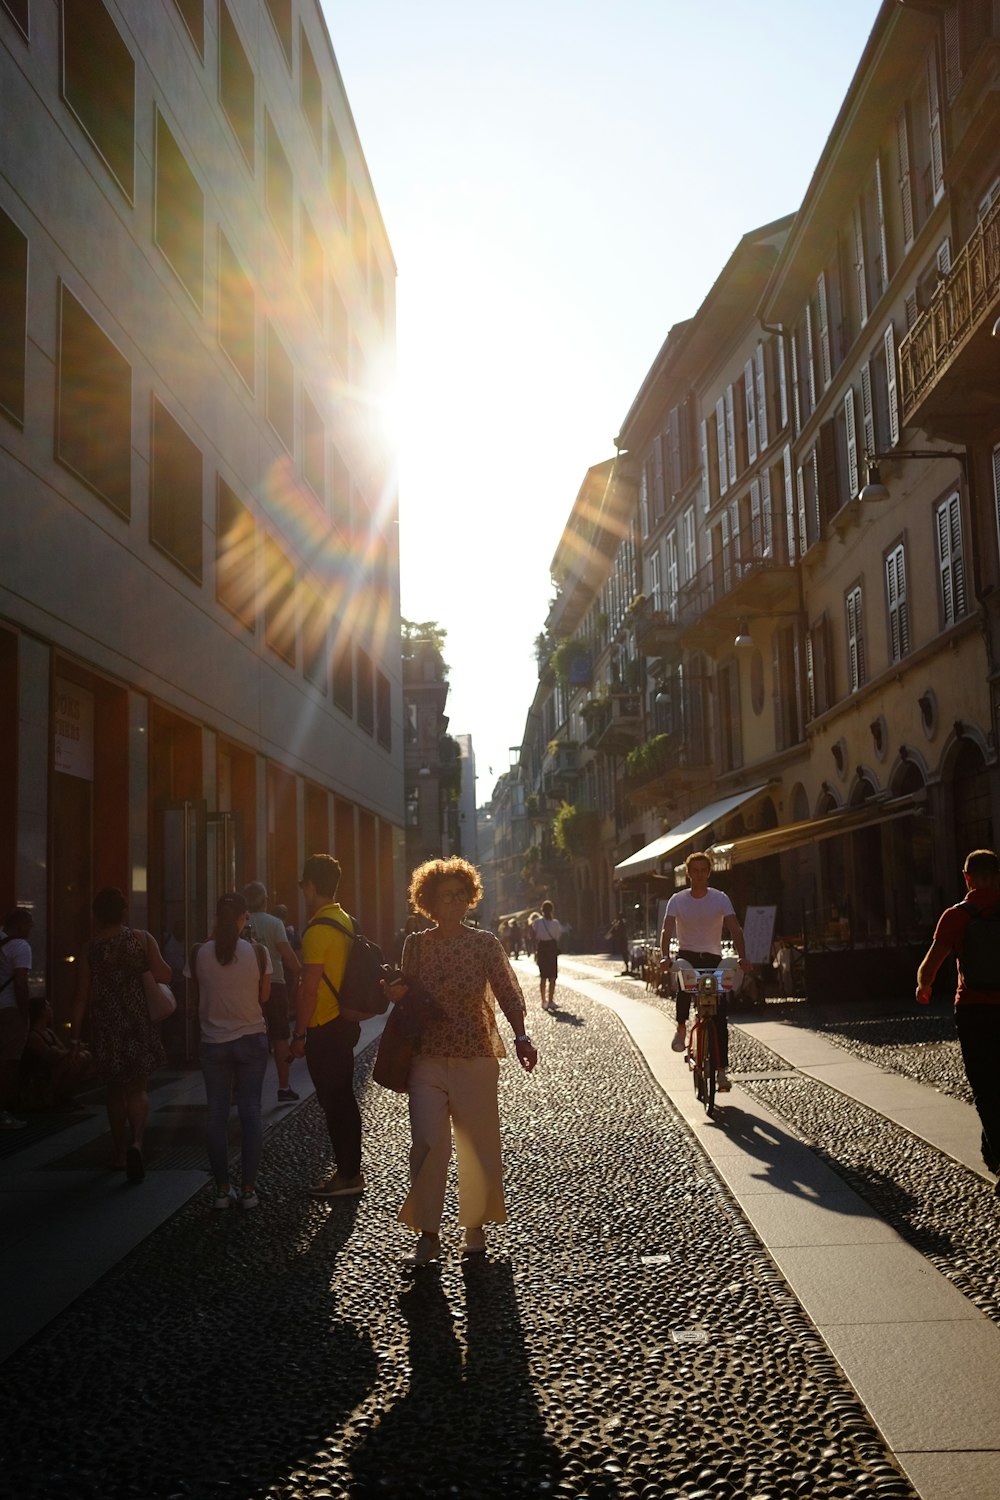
[622,732,712,811]
[582,692,643,755]
[898,196,1000,442]
[677,553,799,655]
[631,594,683,661]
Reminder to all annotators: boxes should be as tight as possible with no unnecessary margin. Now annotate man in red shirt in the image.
[916,848,1000,1186]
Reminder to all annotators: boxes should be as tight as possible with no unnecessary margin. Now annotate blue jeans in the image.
[200,1032,269,1188]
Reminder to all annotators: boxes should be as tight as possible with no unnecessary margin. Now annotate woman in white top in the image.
[531,901,565,1011]
[189,892,272,1209]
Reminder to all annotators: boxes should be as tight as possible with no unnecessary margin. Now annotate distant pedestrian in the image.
[917,849,1000,1185]
[70,887,171,1180]
[509,919,522,959]
[388,857,537,1266]
[609,914,629,975]
[531,901,565,1011]
[0,907,34,1129]
[244,880,302,1103]
[189,892,272,1209]
[274,903,303,955]
[288,854,367,1200]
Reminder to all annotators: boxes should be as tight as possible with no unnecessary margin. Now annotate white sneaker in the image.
[239,1190,259,1210]
[213,1186,237,1210]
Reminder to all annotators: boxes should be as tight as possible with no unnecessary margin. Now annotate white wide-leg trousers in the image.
[398,1055,505,1232]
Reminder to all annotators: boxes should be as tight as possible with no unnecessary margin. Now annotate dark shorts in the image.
[536,940,559,980]
[263,982,290,1043]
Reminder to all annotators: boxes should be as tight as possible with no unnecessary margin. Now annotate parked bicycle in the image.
[672,957,742,1116]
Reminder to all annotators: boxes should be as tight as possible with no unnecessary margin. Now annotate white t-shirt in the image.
[189,939,272,1043]
[531,917,564,944]
[0,931,32,1012]
[247,909,289,983]
[664,888,735,954]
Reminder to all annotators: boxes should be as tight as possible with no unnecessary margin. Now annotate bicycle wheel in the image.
[690,1020,707,1104]
[702,1017,717,1116]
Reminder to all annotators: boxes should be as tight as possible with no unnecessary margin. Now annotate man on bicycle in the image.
[659,851,751,1092]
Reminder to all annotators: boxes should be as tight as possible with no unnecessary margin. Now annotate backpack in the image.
[304,913,390,1018]
[958,898,1000,991]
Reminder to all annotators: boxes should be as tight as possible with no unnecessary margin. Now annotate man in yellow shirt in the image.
[288,854,364,1198]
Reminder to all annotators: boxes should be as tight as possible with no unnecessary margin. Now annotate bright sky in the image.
[321,0,883,797]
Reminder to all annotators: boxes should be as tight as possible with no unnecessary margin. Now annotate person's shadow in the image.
[348,1257,570,1497]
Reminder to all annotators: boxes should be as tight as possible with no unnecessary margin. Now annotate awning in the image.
[707,791,926,870]
[614,784,771,880]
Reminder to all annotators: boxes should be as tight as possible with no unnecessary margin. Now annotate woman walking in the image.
[189,892,272,1209]
[71,886,171,1181]
[530,900,565,1011]
[393,857,538,1266]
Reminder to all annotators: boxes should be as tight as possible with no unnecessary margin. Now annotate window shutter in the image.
[796,464,808,558]
[772,632,784,750]
[668,407,682,496]
[790,330,802,435]
[951,496,967,620]
[993,442,1000,556]
[745,358,758,465]
[639,465,650,538]
[813,616,832,716]
[937,499,955,625]
[760,467,774,558]
[810,446,822,543]
[716,397,728,495]
[896,106,914,250]
[720,508,731,592]
[784,446,797,561]
[885,545,909,661]
[853,204,869,328]
[750,478,762,555]
[928,46,944,203]
[699,417,710,512]
[936,237,952,276]
[844,387,858,501]
[777,335,789,431]
[904,290,919,330]
[725,384,738,483]
[884,322,899,447]
[755,342,769,451]
[817,272,832,389]
[861,361,876,458]
[804,628,817,722]
[944,7,962,101]
[846,585,865,692]
[874,155,890,300]
[804,302,817,413]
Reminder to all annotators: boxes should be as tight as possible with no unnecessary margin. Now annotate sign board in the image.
[742,905,777,965]
[53,679,94,780]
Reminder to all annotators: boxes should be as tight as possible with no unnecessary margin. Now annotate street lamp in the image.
[857,448,968,504]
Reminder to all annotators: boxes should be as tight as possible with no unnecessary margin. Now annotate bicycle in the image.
[672,958,741,1117]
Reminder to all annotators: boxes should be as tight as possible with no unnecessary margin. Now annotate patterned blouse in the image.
[401,925,527,1059]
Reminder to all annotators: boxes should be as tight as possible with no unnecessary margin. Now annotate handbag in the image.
[138,930,176,1023]
[372,933,430,1093]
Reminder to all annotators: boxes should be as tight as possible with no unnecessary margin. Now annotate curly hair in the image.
[408,857,483,919]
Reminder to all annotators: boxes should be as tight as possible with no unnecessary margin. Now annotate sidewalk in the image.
[553,956,1000,1500]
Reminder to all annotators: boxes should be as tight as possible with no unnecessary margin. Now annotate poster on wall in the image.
[53,679,94,780]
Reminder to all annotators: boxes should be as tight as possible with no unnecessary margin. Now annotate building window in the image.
[376,670,391,750]
[264,536,295,666]
[332,632,353,716]
[299,25,323,152]
[265,114,293,254]
[845,584,866,693]
[0,208,28,426]
[329,279,349,371]
[154,112,204,308]
[61,0,135,200]
[263,0,291,66]
[216,478,255,631]
[405,786,420,827]
[265,322,293,452]
[302,390,325,501]
[57,283,131,517]
[682,506,697,582]
[3,0,29,40]
[356,645,374,733]
[772,623,803,751]
[716,658,742,772]
[151,397,202,581]
[884,543,910,662]
[301,202,324,318]
[937,492,967,627]
[805,615,834,720]
[219,1,254,168]
[350,186,368,287]
[328,114,348,220]
[302,581,327,691]
[218,232,254,391]
[171,0,204,56]
[331,443,351,534]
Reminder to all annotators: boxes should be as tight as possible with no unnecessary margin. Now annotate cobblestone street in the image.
[0,963,926,1500]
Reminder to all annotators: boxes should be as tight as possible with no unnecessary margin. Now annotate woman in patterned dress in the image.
[392,857,538,1266]
[70,886,171,1181]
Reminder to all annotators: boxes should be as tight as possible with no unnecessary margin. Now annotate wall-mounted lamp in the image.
[870,718,885,756]
[831,741,846,775]
[857,448,969,505]
[654,683,671,705]
[918,690,937,736]
[734,618,754,650]
[993,314,1000,338]
[418,764,431,777]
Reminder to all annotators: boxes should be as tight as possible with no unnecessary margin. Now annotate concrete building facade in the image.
[0,0,404,1040]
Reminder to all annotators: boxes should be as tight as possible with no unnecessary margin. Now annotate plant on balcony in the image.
[625,733,672,781]
[550,637,591,686]
[579,696,607,725]
[552,801,601,859]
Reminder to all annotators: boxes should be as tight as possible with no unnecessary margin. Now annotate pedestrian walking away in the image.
[0,906,34,1129]
[188,892,272,1209]
[288,854,367,1200]
[917,847,1000,1187]
[609,914,630,975]
[659,852,752,1093]
[244,879,302,1102]
[531,900,565,1011]
[389,856,537,1266]
[69,887,171,1180]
